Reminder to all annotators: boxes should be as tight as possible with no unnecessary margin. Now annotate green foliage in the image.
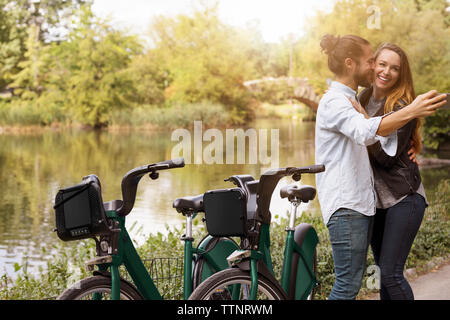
[407,179,450,265]
[0,0,27,88]
[61,8,142,127]
[0,0,85,88]
[0,240,95,300]
[148,2,259,122]
[126,53,167,106]
[423,110,450,150]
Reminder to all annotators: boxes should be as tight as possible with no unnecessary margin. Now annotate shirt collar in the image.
[329,81,357,98]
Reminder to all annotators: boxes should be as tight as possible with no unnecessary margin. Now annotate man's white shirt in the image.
[315,81,397,225]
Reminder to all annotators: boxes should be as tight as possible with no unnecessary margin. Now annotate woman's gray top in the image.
[365,95,428,209]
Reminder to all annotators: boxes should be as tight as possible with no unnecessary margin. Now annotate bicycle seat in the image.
[173,194,204,214]
[280,184,316,203]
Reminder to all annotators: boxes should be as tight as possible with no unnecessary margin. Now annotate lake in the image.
[0,118,448,279]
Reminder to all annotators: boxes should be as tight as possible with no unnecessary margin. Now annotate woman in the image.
[354,43,428,300]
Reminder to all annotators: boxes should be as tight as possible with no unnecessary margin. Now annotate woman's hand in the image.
[408,90,447,118]
[348,98,369,119]
[408,139,419,164]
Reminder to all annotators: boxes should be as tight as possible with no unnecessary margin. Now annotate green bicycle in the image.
[189,164,325,300]
[53,158,239,300]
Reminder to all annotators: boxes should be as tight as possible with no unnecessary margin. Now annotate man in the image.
[315,34,446,299]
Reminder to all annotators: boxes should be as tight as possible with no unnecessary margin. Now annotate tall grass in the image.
[108,102,230,129]
[0,100,231,130]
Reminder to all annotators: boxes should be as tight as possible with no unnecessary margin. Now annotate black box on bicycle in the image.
[203,188,247,237]
[54,175,112,241]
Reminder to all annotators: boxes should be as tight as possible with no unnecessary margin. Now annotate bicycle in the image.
[188,164,325,300]
[53,158,239,300]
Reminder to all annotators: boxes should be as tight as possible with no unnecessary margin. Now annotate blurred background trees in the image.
[0,0,448,149]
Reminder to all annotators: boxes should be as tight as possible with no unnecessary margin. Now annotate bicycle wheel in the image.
[189,268,285,300]
[57,275,143,300]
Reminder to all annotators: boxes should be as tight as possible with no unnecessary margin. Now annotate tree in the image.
[0,0,28,88]
[126,52,167,106]
[147,2,259,122]
[59,6,143,127]
[8,4,143,127]
[0,0,85,90]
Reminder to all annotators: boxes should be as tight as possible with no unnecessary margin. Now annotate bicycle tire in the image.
[189,267,285,300]
[57,275,143,300]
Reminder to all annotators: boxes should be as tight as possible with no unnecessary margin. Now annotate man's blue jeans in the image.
[326,208,374,300]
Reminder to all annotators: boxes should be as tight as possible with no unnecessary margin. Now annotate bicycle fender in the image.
[236,259,288,300]
[289,223,319,300]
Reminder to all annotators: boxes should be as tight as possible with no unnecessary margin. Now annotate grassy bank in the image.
[0,99,318,133]
[0,100,233,131]
[1,179,448,300]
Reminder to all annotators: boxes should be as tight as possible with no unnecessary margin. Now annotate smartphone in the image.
[440,93,450,110]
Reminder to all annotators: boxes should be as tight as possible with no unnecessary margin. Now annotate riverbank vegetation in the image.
[1,178,448,300]
[0,0,448,148]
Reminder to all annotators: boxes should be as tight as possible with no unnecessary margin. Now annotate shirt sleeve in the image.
[374,112,397,157]
[321,95,389,147]
[368,117,416,165]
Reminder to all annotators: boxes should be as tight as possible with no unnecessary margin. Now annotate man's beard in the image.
[354,65,373,88]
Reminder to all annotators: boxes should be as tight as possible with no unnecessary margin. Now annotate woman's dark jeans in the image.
[371,193,426,300]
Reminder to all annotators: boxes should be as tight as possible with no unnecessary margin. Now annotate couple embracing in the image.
[314,34,447,300]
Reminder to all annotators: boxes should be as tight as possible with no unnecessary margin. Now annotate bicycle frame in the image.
[99,210,162,300]
[92,210,234,300]
[228,209,318,300]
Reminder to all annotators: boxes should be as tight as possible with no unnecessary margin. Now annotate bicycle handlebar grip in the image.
[288,164,325,176]
[305,164,325,173]
[169,157,185,168]
[150,157,185,170]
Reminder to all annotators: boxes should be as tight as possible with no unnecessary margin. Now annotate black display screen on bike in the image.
[62,189,91,229]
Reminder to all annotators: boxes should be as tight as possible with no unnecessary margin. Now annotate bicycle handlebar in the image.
[255,164,325,224]
[116,158,185,216]
[290,164,325,175]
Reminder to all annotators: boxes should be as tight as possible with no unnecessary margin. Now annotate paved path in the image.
[410,262,450,300]
[367,261,450,300]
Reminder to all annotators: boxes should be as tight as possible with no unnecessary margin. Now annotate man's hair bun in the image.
[320,34,340,55]
[319,34,370,75]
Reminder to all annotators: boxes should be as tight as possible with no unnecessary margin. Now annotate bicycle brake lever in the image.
[224,177,238,186]
[149,170,159,180]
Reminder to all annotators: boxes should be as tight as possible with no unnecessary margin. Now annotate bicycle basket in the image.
[54,175,112,241]
[203,188,247,237]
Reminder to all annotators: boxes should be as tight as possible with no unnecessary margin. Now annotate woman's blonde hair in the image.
[374,43,422,153]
